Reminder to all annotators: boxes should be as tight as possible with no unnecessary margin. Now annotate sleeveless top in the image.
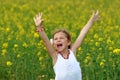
[53,49,82,80]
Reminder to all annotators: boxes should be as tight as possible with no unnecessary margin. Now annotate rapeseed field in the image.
[0,0,120,80]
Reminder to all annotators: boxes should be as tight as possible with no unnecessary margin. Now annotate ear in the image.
[67,40,71,46]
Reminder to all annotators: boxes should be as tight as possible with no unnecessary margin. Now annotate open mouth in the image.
[57,44,63,48]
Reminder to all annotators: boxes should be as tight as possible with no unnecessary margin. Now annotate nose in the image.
[57,39,60,42]
[57,38,61,42]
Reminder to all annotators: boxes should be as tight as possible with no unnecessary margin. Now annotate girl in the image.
[33,10,99,80]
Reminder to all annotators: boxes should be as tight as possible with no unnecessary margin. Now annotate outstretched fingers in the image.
[91,10,100,22]
[92,10,99,16]
[96,10,99,15]
[33,12,44,27]
[95,10,100,21]
[38,13,42,19]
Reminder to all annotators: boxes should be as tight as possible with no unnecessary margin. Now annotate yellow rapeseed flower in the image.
[107,38,114,45]
[37,41,43,46]
[44,47,47,50]
[71,32,76,38]
[17,54,21,58]
[107,38,111,44]
[109,47,113,51]
[22,42,28,48]
[2,49,7,55]
[90,39,94,42]
[99,48,102,50]
[39,57,43,61]
[98,38,103,42]
[100,59,106,67]
[14,44,18,48]
[7,36,11,41]
[19,29,25,35]
[100,61,104,67]
[84,59,88,64]
[86,55,90,60]
[84,53,91,64]
[86,53,91,56]
[34,32,39,38]
[2,42,8,48]
[6,61,12,66]
[93,34,99,39]
[78,47,82,51]
[37,52,41,56]
[6,27,10,32]
[113,48,120,54]
[95,42,100,46]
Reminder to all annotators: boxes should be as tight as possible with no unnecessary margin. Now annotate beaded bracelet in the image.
[36,26,44,32]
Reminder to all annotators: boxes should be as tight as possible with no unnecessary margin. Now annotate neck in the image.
[61,48,68,55]
[60,48,70,59]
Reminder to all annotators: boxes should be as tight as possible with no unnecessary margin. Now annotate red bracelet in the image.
[36,27,44,32]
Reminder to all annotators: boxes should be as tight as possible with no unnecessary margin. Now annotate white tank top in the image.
[53,49,82,80]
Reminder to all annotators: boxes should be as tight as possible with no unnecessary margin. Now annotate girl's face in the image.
[53,32,71,52]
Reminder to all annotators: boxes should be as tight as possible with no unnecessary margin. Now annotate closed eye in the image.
[60,37,64,39]
[54,38,57,41]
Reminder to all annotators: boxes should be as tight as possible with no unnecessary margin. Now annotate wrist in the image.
[90,17,94,22]
[36,26,44,32]
[88,18,94,24]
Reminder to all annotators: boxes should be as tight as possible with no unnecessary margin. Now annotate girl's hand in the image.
[90,10,100,22]
[33,13,44,28]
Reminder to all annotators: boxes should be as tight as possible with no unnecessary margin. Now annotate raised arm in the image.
[71,10,99,54]
[33,13,57,60]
